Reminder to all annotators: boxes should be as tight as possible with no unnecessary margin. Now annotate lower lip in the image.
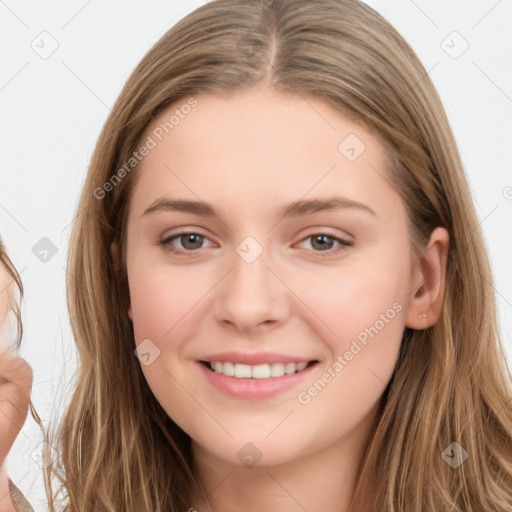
[197,361,318,400]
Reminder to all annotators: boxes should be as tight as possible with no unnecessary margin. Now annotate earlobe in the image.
[405,227,450,330]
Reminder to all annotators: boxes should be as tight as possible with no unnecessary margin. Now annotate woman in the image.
[1,0,512,510]
[0,235,36,512]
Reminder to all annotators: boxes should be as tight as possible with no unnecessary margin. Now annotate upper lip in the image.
[199,351,317,365]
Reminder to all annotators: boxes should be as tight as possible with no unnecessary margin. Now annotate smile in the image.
[197,351,320,399]
[203,360,316,379]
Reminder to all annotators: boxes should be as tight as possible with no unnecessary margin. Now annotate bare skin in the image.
[0,87,449,510]
[115,86,449,512]
[0,258,32,512]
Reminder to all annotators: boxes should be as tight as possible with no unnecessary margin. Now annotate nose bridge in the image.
[214,235,287,329]
[232,244,269,291]
[229,237,273,302]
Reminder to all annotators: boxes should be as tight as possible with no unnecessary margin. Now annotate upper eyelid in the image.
[164,228,213,239]
[163,230,216,247]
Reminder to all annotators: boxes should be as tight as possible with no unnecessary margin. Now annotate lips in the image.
[197,356,319,399]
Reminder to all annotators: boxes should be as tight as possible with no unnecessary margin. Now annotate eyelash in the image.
[158,230,353,257]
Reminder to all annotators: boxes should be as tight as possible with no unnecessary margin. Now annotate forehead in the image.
[128,87,400,222]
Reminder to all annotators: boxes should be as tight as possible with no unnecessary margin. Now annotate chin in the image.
[192,430,316,470]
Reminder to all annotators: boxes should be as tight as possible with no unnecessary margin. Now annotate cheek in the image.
[127,260,208,344]
[290,266,407,439]
[126,262,216,418]
[126,264,201,431]
[295,251,409,348]
[289,238,411,407]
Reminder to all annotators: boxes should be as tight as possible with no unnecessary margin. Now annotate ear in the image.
[405,226,449,330]
[110,241,133,321]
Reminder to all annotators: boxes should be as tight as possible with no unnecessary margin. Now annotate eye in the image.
[159,231,215,255]
[296,233,353,255]
[158,231,353,257]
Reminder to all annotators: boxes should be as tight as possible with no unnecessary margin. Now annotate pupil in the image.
[183,234,202,249]
[312,235,332,251]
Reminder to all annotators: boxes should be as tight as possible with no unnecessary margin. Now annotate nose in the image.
[214,243,290,334]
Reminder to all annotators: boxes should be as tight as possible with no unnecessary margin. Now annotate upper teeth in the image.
[209,361,309,379]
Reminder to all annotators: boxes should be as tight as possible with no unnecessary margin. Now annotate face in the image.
[0,262,10,327]
[123,87,418,469]
[0,249,19,353]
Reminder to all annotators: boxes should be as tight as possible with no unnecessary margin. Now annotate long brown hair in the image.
[42,0,512,510]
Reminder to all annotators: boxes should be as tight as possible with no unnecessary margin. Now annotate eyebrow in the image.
[142,195,377,219]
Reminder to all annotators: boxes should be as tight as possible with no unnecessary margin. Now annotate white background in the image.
[1,1,511,509]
